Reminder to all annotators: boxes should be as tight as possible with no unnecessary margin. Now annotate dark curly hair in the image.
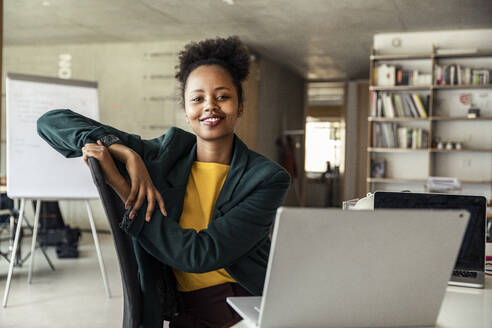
[175,36,250,105]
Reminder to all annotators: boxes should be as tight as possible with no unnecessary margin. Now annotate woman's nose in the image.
[204,97,218,111]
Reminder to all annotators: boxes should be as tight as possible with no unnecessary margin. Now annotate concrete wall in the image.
[257,57,305,160]
[256,56,305,206]
[2,41,305,228]
[2,41,189,230]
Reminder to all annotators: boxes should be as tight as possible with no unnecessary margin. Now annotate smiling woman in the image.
[36,36,290,328]
[184,65,242,162]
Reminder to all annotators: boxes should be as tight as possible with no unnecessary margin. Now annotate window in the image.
[305,117,343,173]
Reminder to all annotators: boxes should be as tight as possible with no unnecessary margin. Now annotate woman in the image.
[37,36,290,328]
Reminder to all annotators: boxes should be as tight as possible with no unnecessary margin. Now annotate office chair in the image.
[88,157,142,327]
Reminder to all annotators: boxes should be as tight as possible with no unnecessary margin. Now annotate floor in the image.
[0,232,129,328]
[0,230,250,328]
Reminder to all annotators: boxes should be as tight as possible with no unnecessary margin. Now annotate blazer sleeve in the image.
[37,109,164,161]
[124,169,291,273]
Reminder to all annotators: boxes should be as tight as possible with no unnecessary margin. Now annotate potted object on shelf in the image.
[371,158,386,178]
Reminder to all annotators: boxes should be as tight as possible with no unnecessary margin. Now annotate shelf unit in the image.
[367,46,492,196]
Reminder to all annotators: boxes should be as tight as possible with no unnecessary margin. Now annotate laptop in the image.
[227,207,469,328]
[373,191,487,288]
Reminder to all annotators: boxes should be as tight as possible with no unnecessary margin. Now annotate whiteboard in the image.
[6,73,99,199]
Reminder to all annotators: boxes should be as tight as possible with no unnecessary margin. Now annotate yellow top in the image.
[173,161,237,291]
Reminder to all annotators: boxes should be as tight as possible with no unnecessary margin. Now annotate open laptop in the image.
[373,191,487,288]
[227,207,469,328]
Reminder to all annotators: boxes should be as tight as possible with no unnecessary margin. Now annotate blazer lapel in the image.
[162,143,196,222]
[214,136,248,213]
[165,143,196,189]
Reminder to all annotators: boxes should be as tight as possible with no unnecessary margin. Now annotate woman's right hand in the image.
[124,153,167,221]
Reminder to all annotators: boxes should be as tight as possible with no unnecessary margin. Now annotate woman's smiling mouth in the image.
[199,114,224,126]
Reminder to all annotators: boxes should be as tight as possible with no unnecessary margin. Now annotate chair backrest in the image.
[88,157,142,328]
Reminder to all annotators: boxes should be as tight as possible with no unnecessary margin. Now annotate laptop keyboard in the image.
[452,270,478,278]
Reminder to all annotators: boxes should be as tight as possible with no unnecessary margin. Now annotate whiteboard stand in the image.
[2,198,26,308]
[83,199,111,298]
[26,199,41,284]
[2,198,111,308]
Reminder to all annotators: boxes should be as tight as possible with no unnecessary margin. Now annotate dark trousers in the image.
[169,282,251,328]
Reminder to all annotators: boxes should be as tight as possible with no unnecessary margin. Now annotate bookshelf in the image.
[367,46,492,197]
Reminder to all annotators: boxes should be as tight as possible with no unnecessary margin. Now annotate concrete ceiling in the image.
[4,0,492,80]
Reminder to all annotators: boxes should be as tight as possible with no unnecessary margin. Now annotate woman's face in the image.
[184,64,242,143]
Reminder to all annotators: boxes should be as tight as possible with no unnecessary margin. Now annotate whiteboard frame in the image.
[6,73,100,200]
[7,73,98,89]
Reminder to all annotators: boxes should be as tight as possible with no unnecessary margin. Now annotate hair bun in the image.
[176,36,250,84]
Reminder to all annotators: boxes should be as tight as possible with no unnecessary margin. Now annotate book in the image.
[450,65,455,85]
[398,127,408,148]
[370,91,377,117]
[412,93,427,118]
[400,94,411,117]
[465,67,471,85]
[372,124,380,147]
[411,70,418,85]
[402,94,419,117]
[393,94,404,116]
[381,123,396,148]
[382,93,395,117]
[411,128,418,149]
[457,64,462,85]
[372,66,378,85]
[396,68,403,85]
[376,97,382,117]
[380,123,390,147]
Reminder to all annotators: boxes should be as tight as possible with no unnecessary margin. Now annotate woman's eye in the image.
[217,95,230,101]
[191,97,202,102]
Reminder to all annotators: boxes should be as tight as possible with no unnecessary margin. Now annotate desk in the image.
[232,276,492,328]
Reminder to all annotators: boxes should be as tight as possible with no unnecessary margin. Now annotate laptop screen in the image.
[374,192,485,271]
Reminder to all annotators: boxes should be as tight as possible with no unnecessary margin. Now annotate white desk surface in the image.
[232,276,492,328]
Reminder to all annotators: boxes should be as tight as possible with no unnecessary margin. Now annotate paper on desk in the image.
[427,177,461,192]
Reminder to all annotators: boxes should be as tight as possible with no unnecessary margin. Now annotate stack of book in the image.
[435,64,491,85]
[426,177,461,192]
[370,92,428,118]
[373,123,428,149]
[374,64,431,86]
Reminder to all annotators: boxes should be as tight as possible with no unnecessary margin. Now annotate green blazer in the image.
[37,109,291,327]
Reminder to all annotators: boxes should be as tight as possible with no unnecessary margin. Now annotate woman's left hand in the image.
[82,141,123,189]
